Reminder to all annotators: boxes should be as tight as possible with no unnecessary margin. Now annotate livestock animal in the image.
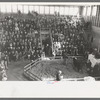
[87,54,100,77]
[73,57,83,72]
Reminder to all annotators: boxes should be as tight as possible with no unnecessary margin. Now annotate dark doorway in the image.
[42,35,52,57]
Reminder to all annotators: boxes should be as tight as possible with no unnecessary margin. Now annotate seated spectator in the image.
[56,70,63,81]
[1,69,7,81]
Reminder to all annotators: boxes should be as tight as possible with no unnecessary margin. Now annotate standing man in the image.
[62,49,67,65]
[4,54,8,70]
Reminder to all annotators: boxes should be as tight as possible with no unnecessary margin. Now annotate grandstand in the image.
[0,3,100,81]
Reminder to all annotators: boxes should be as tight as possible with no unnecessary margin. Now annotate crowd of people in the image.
[0,13,89,60]
[0,14,90,60]
[0,16,42,62]
[0,15,43,81]
[0,11,94,80]
[61,24,86,56]
[50,16,88,57]
[0,58,7,81]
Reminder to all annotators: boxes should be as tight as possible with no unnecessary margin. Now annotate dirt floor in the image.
[30,58,88,80]
[5,57,88,81]
[6,60,30,81]
[3,29,99,81]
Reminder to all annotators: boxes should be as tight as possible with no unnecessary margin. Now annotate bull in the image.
[73,57,83,72]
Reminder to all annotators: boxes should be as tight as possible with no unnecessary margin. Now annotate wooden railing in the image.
[23,57,100,81]
[24,58,42,81]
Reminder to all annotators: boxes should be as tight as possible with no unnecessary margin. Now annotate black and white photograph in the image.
[0,2,100,82]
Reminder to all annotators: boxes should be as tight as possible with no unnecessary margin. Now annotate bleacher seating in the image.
[0,11,94,81]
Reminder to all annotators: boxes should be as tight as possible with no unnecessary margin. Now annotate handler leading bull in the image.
[87,50,100,77]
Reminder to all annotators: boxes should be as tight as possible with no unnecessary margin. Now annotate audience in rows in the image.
[0,16,42,63]
[51,17,88,56]
[0,12,92,79]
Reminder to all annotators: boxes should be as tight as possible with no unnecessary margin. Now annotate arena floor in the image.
[30,58,88,80]
[5,29,98,81]
[6,60,30,81]
[6,57,88,81]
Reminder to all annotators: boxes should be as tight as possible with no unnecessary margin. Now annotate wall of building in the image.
[0,4,80,16]
[82,5,100,49]
[83,5,100,29]
[91,26,100,48]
